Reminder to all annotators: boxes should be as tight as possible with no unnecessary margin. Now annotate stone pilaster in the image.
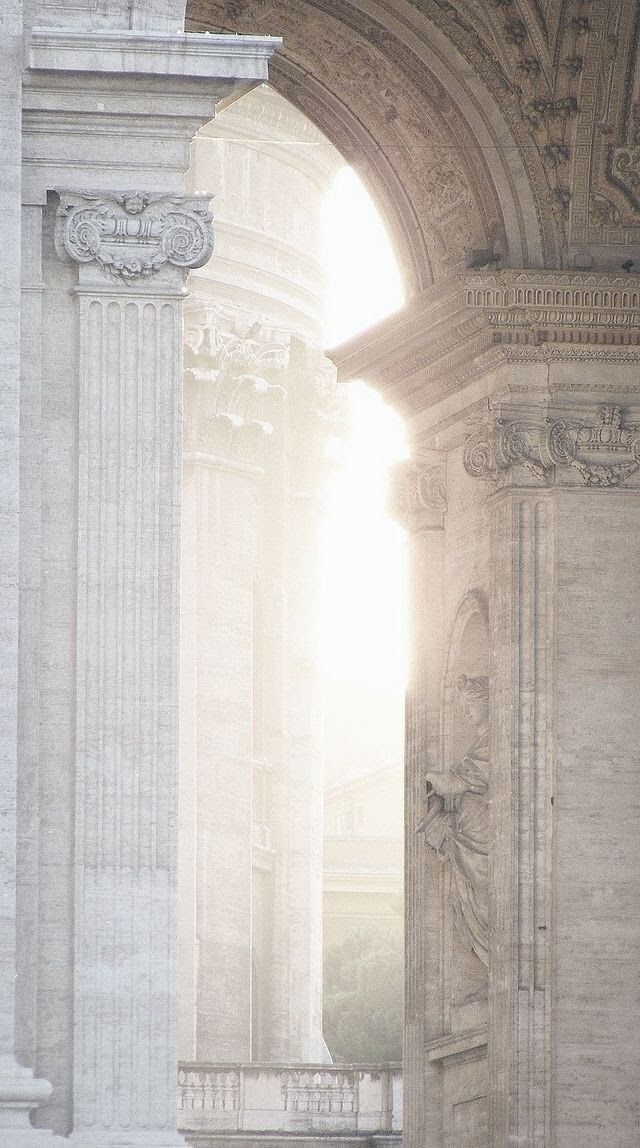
[0,4,59,1139]
[332,268,640,1146]
[55,190,213,1145]
[463,395,640,1145]
[388,459,447,1148]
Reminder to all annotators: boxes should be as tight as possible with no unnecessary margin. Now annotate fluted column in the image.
[388,459,447,1148]
[54,190,213,1145]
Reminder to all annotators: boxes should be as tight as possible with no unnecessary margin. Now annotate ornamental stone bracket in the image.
[388,460,447,530]
[55,191,214,287]
[464,404,640,489]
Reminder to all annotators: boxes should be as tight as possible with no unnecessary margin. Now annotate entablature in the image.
[331,269,640,425]
[22,26,280,203]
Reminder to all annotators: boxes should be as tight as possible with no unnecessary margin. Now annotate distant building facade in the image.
[324,765,404,949]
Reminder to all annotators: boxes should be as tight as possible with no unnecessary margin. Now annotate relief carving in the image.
[55,191,214,283]
[419,674,490,968]
[610,147,640,212]
[463,404,640,487]
[183,308,288,461]
[388,460,447,530]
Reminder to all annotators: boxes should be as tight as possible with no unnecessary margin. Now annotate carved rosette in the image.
[388,460,447,531]
[55,190,214,284]
[464,405,640,488]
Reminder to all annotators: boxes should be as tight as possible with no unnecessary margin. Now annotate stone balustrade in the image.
[178,1063,403,1136]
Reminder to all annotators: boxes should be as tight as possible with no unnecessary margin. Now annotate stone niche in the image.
[424,590,489,1148]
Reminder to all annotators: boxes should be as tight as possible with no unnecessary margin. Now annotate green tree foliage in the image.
[323,928,403,1063]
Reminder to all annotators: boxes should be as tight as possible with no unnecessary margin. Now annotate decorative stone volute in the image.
[464,404,640,488]
[55,191,214,286]
[388,459,447,531]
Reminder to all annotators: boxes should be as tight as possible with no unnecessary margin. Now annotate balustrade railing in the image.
[178,1063,402,1135]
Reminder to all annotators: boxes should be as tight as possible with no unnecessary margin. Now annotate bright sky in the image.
[318,167,408,694]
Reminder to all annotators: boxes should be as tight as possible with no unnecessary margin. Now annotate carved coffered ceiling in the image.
[186,0,640,286]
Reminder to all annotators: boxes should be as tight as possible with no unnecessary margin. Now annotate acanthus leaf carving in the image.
[609,147,640,213]
[55,191,214,284]
[184,307,289,463]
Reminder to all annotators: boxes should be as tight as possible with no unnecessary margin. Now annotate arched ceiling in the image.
[185,0,640,295]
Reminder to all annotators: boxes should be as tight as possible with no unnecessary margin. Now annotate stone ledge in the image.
[427,1026,488,1067]
[182,1137,402,1148]
[29,28,281,80]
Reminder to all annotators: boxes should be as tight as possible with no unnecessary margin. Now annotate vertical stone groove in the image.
[74,293,182,1140]
[490,491,553,1147]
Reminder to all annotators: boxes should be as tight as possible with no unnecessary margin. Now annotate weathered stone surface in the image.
[7,2,640,1146]
[10,16,278,1145]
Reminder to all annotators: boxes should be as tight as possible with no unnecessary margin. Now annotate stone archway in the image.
[6,1,640,1145]
[182,5,640,1147]
[186,0,554,289]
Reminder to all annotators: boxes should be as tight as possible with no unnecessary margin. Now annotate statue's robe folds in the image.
[420,731,489,966]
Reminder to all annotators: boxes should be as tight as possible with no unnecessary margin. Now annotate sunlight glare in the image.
[322,167,404,348]
[319,382,408,692]
[319,166,408,697]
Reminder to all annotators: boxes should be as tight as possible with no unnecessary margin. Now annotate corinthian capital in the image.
[388,460,447,531]
[464,404,640,488]
[183,306,289,464]
[55,190,214,285]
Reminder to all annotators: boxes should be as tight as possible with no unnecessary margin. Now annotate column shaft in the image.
[71,293,183,1142]
[404,524,446,1148]
[0,7,57,1139]
[388,460,447,1148]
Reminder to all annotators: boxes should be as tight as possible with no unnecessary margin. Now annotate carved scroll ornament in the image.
[55,191,214,283]
[464,405,640,488]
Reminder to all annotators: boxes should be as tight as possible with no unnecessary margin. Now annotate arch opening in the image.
[179,81,408,1132]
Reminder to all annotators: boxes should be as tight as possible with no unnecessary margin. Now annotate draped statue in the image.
[419,674,489,967]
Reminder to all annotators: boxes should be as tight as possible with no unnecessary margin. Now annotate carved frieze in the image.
[55,191,214,284]
[388,460,447,530]
[465,271,640,347]
[464,404,640,488]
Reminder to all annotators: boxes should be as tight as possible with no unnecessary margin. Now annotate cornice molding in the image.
[331,270,640,417]
[29,26,280,79]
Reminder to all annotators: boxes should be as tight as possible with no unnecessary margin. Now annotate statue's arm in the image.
[425,769,469,796]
